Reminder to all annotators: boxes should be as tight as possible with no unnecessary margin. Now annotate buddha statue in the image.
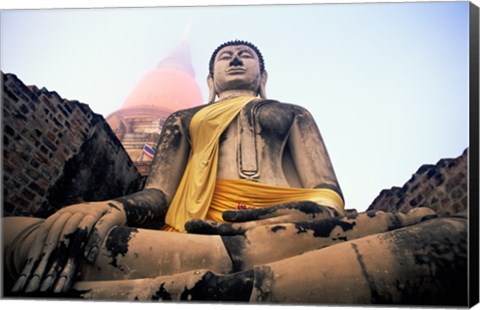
[3,40,467,305]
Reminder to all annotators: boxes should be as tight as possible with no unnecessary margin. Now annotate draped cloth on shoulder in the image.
[164,95,256,232]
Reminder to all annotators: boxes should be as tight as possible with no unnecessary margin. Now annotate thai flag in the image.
[143,143,155,159]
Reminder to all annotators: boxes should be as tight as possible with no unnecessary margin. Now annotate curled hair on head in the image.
[209,40,265,77]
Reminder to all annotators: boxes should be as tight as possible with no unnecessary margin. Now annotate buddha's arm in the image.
[112,111,192,229]
[287,106,344,205]
[81,111,192,267]
[144,110,191,206]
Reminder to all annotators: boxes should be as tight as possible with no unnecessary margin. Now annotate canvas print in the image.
[1,1,478,306]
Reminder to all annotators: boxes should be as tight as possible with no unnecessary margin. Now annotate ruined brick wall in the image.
[367,149,468,215]
[2,72,144,218]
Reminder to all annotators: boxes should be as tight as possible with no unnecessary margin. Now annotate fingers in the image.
[52,214,98,293]
[185,219,246,235]
[39,213,98,293]
[35,212,84,293]
[84,208,124,263]
[186,214,295,235]
[223,201,334,223]
[10,211,67,293]
[234,214,294,229]
[22,212,72,293]
[51,231,85,293]
[38,245,68,292]
[222,206,282,222]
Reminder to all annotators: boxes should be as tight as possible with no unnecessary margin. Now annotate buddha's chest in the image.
[217,102,295,180]
[219,102,295,146]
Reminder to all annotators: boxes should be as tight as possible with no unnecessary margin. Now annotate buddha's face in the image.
[212,44,262,95]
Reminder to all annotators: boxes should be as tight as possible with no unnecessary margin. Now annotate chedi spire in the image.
[157,22,195,77]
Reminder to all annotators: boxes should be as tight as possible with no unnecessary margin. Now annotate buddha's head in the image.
[207,40,268,103]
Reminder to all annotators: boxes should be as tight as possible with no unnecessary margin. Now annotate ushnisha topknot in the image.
[209,40,265,77]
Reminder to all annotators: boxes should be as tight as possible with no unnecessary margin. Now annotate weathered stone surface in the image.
[367,149,468,215]
[2,72,144,217]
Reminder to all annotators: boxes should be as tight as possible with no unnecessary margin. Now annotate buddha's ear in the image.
[207,75,216,104]
[259,70,268,99]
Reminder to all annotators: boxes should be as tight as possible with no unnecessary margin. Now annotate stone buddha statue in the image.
[3,40,467,305]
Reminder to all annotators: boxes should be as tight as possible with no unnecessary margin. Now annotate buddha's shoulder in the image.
[164,105,206,128]
[257,100,312,116]
[169,105,206,118]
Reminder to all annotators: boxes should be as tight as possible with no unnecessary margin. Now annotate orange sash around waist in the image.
[163,178,344,232]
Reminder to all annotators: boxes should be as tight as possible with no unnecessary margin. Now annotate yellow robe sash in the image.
[165,95,256,232]
[164,178,345,232]
[207,179,345,223]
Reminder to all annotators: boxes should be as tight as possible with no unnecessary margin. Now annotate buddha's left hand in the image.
[185,201,338,235]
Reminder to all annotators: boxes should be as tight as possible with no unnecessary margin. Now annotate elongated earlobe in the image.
[258,71,268,99]
[207,75,216,103]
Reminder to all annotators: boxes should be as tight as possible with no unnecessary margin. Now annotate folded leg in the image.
[72,216,467,305]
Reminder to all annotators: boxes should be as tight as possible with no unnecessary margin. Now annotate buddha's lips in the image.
[227,68,246,74]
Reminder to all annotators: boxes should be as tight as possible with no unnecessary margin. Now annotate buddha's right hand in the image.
[10,201,127,294]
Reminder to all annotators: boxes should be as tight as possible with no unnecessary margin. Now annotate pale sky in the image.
[0,0,473,211]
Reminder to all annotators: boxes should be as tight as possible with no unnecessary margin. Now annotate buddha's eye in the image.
[218,52,232,61]
[240,52,253,59]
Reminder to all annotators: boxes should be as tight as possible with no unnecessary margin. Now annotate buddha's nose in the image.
[229,57,243,67]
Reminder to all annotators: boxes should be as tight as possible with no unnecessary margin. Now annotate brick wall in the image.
[367,149,468,215]
[2,72,144,217]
